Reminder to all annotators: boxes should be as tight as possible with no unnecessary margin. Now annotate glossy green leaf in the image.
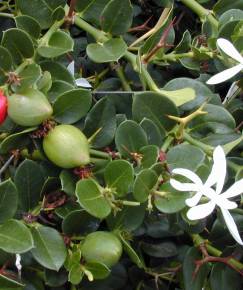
[140,118,165,147]
[115,120,148,158]
[15,15,41,39]
[16,0,66,29]
[214,0,243,16]
[0,219,33,254]
[85,262,110,280]
[1,28,34,64]
[210,263,242,290]
[87,38,127,63]
[140,145,159,169]
[48,80,74,102]
[68,263,84,285]
[0,273,24,289]
[76,178,111,219]
[31,225,67,271]
[133,92,178,131]
[154,182,189,214]
[100,0,133,35]
[133,169,158,202]
[14,159,45,211]
[60,170,77,196]
[175,30,191,53]
[0,127,37,154]
[0,46,12,85]
[183,247,209,290]
[84,97,116,148]
[0,179,18,224]
[104,160,134,197]
[53,89,92,124]
[40,61,75,85]
[37,71,53,94]
[167,144,206,171]
[62,210,99,235]
[38,31,74,58]
[141,241,177,258]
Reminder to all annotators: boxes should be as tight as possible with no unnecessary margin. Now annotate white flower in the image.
[67,61,92,88]
[206,38,243,85]
[170,146,243,245]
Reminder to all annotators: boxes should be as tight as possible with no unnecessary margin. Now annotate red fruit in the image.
[0,91,7,125]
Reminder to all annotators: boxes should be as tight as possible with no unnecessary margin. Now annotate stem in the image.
[161,135,174,152]
[0,12,14,18]
[159,51,194,62]
[90,149,111,159]
[180,0,218,30]
[39,19,65,46]
[183,132,213,156]
[0,155,14,182]
[115,65,131,91]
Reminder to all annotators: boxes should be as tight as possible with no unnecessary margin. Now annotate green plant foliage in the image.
[0,0,242,289]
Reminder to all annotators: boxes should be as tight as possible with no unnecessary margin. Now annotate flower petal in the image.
[67,61,75,75]
[220,208,243,245]
[172,168,203,185]
[170,179,199,192]
[221,179,243,199]
[205,146,226,194]
[217,38,243,64]
[186,191,203,207]
[206,64,243,85]
[187,201,215,220]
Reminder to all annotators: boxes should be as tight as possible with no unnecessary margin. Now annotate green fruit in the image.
[81,231,122,268]
[8,88,53,126]
[43,124,90,168]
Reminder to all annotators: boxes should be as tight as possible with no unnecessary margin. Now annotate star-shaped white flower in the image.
[207,38,243,85]
[170,146,243,245]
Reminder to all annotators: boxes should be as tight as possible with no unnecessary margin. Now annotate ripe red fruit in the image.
[0,91,7,125]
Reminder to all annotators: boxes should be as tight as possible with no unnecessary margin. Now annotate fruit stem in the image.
[90,149,111,159]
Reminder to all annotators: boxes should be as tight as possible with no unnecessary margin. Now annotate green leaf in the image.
[15,15,41,39]
[48,80,74,102]
[104,160,134,197]
[76,178,111,219]
[0,127,37,154]
[75,0,110,26]
[167,144,206,171]
[87,38,127,63]
[1,28,34,64]
[53,89,92,124]
[100,0,133,35]
[84,97,116,148]
[16,0,66,29]
[85,262,111,280]
[68,263,84,285]
[210,263,242,290]
[115,120,148,158]
[62,210,99,236]
[214,0,243,16]
[40,61,75,85]
[38,31,74,58]
[12,63,42,92]
[0,179,18,224]
[60,170,77,196]
[183,247,209,290]
[119,233,144,269]
[133,92,178,132]
[14,159,45,211]
[141,241,177,258]
[140,118,165,147]
[0,273,24,289]
[0,46,12,85]
[154,182,189,214]
[0,219,33,254]
[140,145,159,169]
[31,225,67,271]
[133,169,158,202]
[175,30,191,53]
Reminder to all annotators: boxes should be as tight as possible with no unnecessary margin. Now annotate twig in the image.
[142,17,176,64]
[128,16,152,33]
[0,155,14,182]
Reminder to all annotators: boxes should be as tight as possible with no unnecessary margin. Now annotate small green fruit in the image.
[43,124,90,168]
[8,88,53,126]
[81,231,122,268]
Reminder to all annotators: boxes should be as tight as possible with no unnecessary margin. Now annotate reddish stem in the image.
[128,16,152,33]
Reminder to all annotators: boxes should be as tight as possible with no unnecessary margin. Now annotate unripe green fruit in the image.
[81,231,122,268]
[43,124,90,168]
[8,88,53,126]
